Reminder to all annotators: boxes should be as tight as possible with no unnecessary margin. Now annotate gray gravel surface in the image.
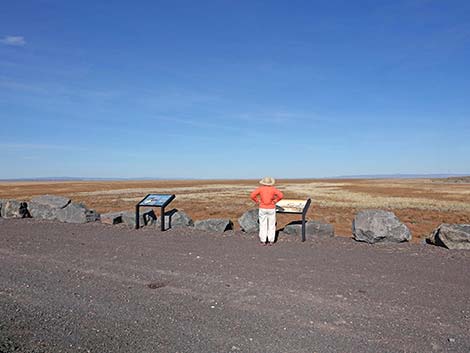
[1,218,469,353]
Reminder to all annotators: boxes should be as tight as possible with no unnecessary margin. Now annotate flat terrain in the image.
[1,219,469,352]
[1,178,470,241]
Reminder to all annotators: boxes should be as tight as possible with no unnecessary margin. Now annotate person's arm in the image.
[250,188,260,203]
[273,189,284,203]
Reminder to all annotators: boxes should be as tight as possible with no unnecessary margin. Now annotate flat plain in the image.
[1,178,469,241]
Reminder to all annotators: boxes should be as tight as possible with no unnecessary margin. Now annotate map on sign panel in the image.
[139,194,173,207]
[276,199,308,213]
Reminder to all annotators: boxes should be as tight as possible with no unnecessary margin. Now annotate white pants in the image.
[258,208,276,243]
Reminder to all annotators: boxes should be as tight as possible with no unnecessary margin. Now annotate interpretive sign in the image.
[135,194,175,231]
[276,199,309,213]
[139,194,174,207]
[276,198,311,242]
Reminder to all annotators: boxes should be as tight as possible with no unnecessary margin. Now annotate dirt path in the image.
[1,219,469,352]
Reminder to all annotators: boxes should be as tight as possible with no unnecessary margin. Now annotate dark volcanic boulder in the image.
[121,209,156,228]
[1,200,17,218]
[121,211,142,228]
[0,199,3,217]
[156,210,194,229]
[194,218,233,233]
[56,202,100,224]
[29,202,56,220]
[86,209,100,222]
[100,212,123,225]
[238,209,259,233]
[29,195,71,220]
[142,208,157,226]
[1,200,30,218]
[171,210,194,228]
[352,210,411,243]
[155,214,171,229]
[281,220,334,239]
[31,195,70,209]
[427,224,470,250]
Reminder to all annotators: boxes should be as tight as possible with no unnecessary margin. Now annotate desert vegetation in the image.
[1,178,469,241]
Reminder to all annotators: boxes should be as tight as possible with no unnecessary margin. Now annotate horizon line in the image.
[1,173,469,182]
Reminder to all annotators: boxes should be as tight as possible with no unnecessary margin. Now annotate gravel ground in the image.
[1,218,469,353]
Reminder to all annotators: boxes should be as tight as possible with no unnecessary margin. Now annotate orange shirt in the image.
[250,186,284,209]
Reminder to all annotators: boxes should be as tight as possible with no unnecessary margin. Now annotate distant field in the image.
[1,178,469,242]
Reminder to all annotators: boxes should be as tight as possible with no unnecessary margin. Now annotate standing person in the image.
[250,177,284,246]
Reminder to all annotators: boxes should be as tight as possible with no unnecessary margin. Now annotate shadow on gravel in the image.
[147,281,168,289]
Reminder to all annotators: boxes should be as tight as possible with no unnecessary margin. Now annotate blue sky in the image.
[1,0,469,179]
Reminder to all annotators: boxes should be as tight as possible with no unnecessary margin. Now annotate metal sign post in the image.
[135,194,175,231]
[276,198,312,242]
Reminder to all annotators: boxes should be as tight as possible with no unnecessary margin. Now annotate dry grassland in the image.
[1,178,469,242]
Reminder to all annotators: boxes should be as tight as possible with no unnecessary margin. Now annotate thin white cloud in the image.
[0,79,46,93]
[0,143,88,151]
[233,111,326,124]
[158,116,242,131]
[0,36,26,46]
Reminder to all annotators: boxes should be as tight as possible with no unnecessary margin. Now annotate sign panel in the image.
[276,199,308,213]
[135,194,175,231]
[139,194,173,207]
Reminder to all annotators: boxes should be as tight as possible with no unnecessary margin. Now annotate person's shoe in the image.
[268,242,273,246]
[259,242,266,246]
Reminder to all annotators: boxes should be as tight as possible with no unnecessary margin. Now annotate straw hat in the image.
[259,176,275,186]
